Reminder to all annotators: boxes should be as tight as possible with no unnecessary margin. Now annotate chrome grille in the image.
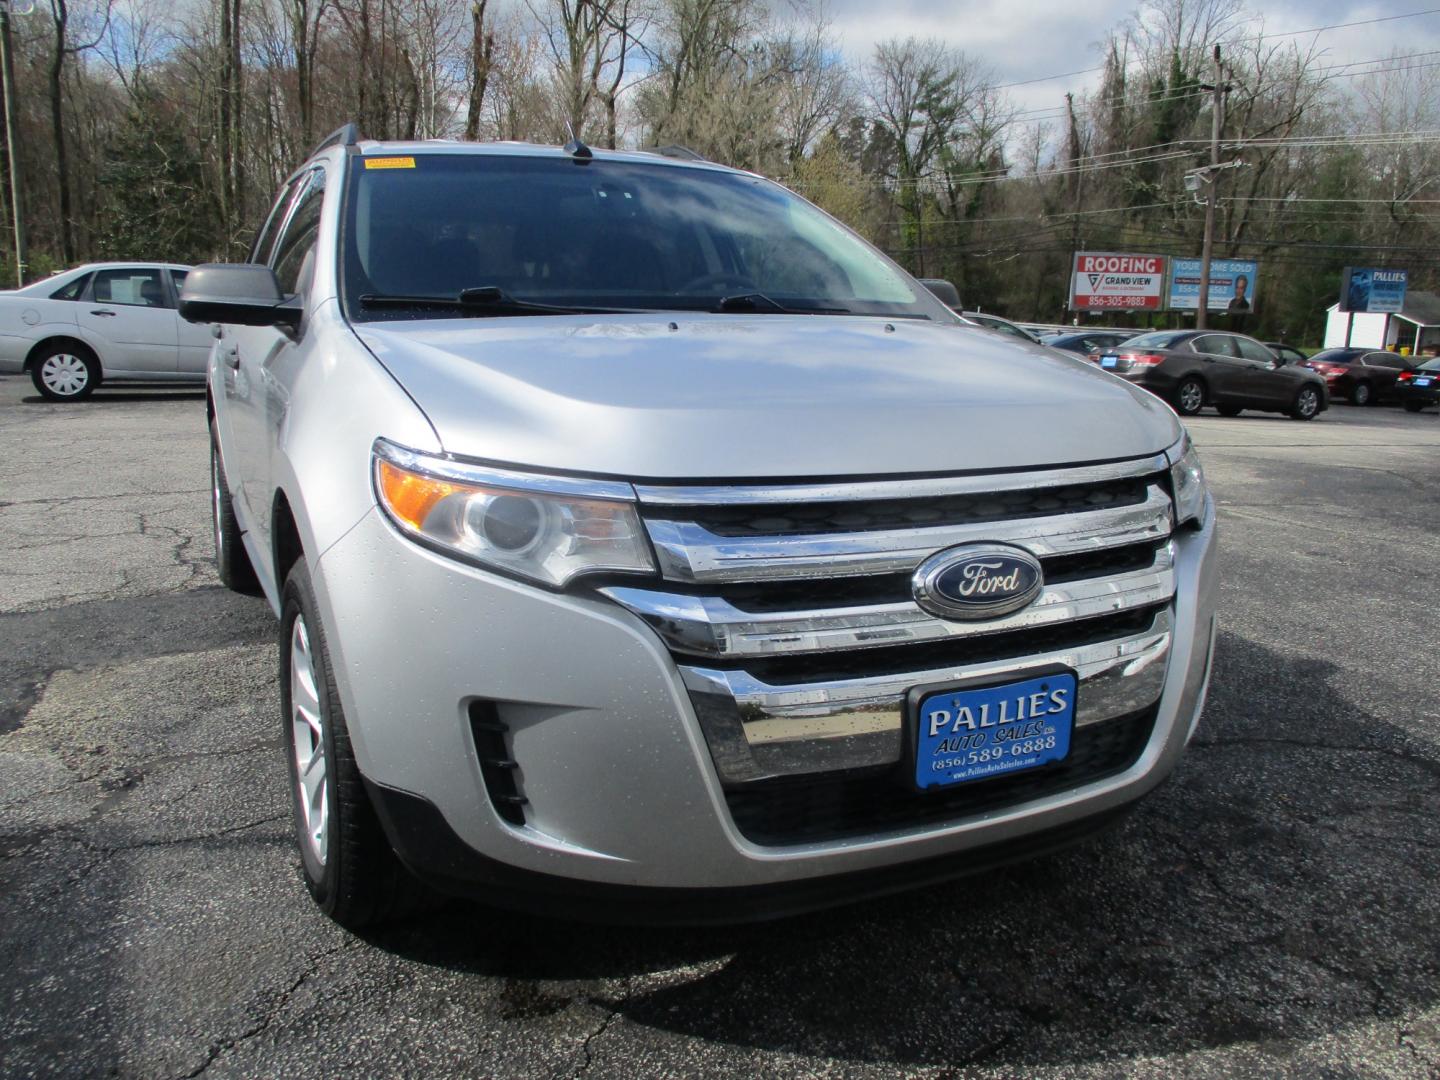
[605,452,1178,834]
[643,474,1150,537]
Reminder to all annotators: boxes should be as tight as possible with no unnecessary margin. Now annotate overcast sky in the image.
[822,0,1440,122]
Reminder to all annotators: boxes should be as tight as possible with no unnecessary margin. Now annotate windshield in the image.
[1123,331,1189,349]
[1417,358,1440,372]
[341,153,945,321]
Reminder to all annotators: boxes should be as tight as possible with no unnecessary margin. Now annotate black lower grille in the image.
[724,706,1157,845]
[467,700,527,826]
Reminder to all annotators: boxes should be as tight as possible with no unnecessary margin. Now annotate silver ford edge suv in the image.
[185,128,1217,928]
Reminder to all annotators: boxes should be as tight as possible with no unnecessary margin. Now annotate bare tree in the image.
[47,0,110,262]
[531,0,643,146]
[465,0,495,141]
[285,0,329,147]
[771,20,852,164]
[864,37,973,263]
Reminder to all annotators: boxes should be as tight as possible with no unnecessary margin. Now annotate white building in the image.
[1323,291,1440,353]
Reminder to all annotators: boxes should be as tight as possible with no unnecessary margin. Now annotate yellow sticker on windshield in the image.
[364,156,416,170]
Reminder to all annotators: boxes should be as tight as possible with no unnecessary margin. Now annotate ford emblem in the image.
[911,543,1044,621]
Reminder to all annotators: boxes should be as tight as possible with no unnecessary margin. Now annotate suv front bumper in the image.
[312,500,1217,904]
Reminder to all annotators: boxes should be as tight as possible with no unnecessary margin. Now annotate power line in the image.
[982,8,1440,94]
[1225,196,1440,204]
[1257,7,1440,42]
[1311,49,1440,75]
[872,200,1187,228]
[1011,57,1440,130]
[786,131,1440,196]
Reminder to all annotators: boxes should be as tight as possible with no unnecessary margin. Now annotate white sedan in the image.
[0,262,212,400]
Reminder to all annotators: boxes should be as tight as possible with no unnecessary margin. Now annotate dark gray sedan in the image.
[1085,330,1328,421]
[1043,331,1138,355]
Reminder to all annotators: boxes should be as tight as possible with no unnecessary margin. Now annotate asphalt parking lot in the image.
[2,375,1439,1079]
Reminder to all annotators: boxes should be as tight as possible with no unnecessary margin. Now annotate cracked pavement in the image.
[2,374,1440,1078]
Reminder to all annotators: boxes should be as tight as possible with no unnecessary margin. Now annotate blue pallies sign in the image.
[910,671,1076,791]
[1339,267,1408,314]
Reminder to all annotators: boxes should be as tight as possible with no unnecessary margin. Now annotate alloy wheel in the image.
[1298,388,1319,417]
[39,353,89,397]
[1179,381,1204,414]
[290,615,329,865]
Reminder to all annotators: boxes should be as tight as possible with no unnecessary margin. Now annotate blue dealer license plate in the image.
[910,671,1076,791]
[1100,355,1119,369]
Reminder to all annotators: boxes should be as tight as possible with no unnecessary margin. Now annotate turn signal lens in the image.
[376,459,465,531]
[1169,436,1209,529]
[373,442,656,588]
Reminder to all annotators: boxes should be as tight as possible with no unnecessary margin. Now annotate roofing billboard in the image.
[1069,253,1166,311]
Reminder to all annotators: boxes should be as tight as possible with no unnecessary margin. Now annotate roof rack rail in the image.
[648,144,706,162]
[311,123,360,158]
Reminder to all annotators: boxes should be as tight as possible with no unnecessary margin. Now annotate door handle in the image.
[89,309,117,317]
[222,345,240,370]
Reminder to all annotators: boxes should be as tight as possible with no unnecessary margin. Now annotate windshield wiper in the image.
[712,292,850,315]
[358,287,628,316]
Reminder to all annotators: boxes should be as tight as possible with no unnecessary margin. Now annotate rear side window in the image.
[1365,352,1406,370]
[1193,335,1238,358]
[1235,338,1276,364]
[50,274,90,301]
[92,268,168,308]
[1125,331,1189,350]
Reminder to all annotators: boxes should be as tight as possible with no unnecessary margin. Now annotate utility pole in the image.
[1196,44,1224,331]
[0,4,26,287]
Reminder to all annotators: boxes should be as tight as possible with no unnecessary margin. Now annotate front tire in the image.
[1173,377,1206,417]
[30,344,99,401]
[210,422,260,594]
[280,560,429,929]
[1290,385,1322,421]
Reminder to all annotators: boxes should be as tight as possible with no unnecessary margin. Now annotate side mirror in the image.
[918,278,961,309]
[179,263,302,330]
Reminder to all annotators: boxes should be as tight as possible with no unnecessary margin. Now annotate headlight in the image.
[373,440,656,588]
[1168,436,1209,528]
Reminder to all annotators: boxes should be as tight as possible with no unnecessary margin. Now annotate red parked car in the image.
[1299,348,1414,406]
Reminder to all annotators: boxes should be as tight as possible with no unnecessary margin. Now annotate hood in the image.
[355,313,1182,480]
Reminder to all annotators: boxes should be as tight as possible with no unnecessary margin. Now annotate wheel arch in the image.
[24,335,100,373]
[273,488,306,593]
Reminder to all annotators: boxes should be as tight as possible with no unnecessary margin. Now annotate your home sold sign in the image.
[1069,253,1166,311]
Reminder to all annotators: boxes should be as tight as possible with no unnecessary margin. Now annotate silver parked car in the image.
[0,262,210,400]
[188,129,1218,927]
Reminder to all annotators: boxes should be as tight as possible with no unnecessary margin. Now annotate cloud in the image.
[822,0,1440,120]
